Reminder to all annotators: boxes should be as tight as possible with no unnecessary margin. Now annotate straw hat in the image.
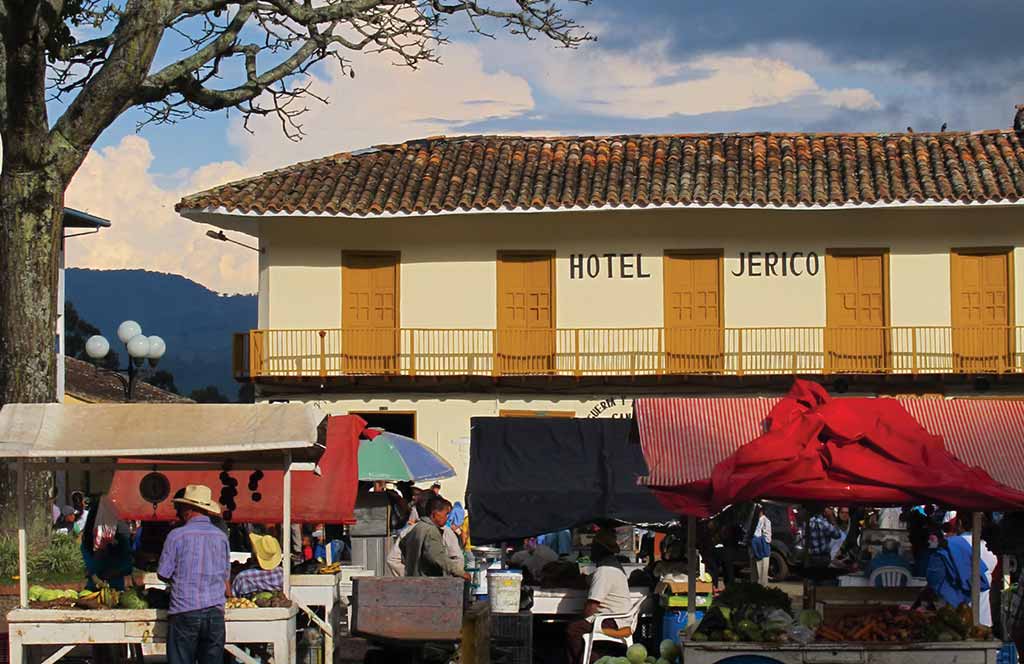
[249,533,283,570]
[172,484,221,514]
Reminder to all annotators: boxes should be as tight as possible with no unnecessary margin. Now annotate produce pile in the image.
[239,590,291,608]
[816,606,992,643]
[318,562,343,574]
[593,639,681,664]
[692,582,815,644]
[28,585,152,610]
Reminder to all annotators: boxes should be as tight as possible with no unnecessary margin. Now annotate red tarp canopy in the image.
[639,380,1024,517]
[108,414,365,524]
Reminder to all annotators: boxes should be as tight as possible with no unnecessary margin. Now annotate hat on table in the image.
[249,533,283,570]
[172,484,221,515]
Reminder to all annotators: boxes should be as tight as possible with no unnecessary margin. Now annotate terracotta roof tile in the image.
[178,131,1024,217]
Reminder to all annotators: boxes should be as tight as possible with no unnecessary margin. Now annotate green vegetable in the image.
[254,591,273,601]
[645,657,657,664]
[28,586,45,602]
[626,644,648,664]
[691,631,708,642]
[714,582,792,615]
[799,609,822,630]
[655,659,671,664]
[119,588,149,610]
[938,631,956,642]
[659,639,679,660]
[723,629,741,642]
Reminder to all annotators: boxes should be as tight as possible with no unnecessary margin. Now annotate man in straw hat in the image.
[158,484,231,664]
[232,534,284,597]
[565,528,632,664]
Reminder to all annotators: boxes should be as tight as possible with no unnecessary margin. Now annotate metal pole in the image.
[687,515,697,629]
[971,512,982,626]
[282,452,292,597]
[17,460,28,607]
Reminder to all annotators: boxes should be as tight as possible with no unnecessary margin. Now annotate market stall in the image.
[0,402,327,664]
[634,380,1024,663]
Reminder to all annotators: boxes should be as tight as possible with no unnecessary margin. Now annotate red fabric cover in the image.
[650,380,1024,516]
[108,414,365,524]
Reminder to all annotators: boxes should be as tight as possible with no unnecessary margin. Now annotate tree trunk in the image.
[0,163,64,536]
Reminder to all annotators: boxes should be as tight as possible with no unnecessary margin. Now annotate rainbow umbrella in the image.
[358,430,456,482]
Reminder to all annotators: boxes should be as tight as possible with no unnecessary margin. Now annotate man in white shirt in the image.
[566,529,633,664]
[752,505,772,585]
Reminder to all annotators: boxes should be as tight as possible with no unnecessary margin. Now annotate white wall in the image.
[257,206,1024,332]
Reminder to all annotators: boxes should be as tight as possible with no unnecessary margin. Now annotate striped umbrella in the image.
[358,430,456,482]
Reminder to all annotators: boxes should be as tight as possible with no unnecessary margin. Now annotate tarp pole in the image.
[971,511,982,626]
[282,452,292,597]
[687,515,697,629]
[16,459,28,607]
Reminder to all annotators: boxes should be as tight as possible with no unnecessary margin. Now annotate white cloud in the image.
[233,42,535,172]
[821,88,883,111]
[64,136,256,294]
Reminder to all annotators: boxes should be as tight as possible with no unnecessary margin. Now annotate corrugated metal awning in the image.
[0,402,324,461]
[635,396,1024,493]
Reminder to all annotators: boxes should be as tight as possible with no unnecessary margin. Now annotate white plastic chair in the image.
[581,596,648,664]
[869,565,912,588]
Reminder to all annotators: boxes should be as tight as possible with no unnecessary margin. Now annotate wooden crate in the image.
[351,577,464,642]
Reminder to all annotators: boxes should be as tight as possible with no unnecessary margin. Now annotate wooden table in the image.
[6,606,297,664]
[682,640,1001,664]
[529,587,649,616]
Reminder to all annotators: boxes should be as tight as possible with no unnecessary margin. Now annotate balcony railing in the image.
[232,326,1024,380]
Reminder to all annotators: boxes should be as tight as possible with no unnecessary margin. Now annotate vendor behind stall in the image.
[80,496,134,592]
[565,528,633,664]
[867,536,912,576]
[925,522,990,624]
[232,534,284,597]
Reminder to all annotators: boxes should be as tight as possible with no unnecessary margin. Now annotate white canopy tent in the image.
[0,402,326,606]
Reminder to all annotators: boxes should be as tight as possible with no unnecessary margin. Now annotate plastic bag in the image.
[91,495,118,551]
[788,625,816,644]
[764,609,794,633]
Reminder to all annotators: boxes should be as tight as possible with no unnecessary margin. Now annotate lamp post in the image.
[84,320,167,401]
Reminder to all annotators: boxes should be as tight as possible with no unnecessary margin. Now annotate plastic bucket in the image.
[488,570,523,614]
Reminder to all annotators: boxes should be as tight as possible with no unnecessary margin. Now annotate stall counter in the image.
[291,566,374,655]
[6,606,297,664]
[682,640,1001,664]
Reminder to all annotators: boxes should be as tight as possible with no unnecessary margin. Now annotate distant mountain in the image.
[65,269,256,398]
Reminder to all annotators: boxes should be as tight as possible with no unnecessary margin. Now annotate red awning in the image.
[108,414,364,524]
[635,383,1024,516]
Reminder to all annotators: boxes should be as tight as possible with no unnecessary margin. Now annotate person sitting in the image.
[232,534,284,597]
[867,537,912,576]
[565,529,633,664]
[510,539,559,585]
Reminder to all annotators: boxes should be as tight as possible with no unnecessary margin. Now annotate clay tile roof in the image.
[177,131,1024,217]
[65,357,192,404]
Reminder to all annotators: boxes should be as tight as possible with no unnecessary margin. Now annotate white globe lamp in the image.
[117,320,142,344]
[126,334,151,363]
[146,336,166,363]
[85,335,110,360]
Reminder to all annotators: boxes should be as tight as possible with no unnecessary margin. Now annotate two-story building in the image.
[179,127,1024,500]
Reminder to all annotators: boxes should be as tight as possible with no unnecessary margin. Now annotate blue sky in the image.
[63,1,1024,294]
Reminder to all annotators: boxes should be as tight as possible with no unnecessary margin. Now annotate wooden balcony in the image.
[233,326,1024,381]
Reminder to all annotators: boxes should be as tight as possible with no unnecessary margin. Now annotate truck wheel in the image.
[769,551,789,581]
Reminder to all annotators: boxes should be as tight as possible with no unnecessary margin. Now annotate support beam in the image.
[39,645,75,664]
[687,515,697,629]
[971,512,982,626]
[224,644,261,664]
[17,459,28,607]
[283,452,293,597]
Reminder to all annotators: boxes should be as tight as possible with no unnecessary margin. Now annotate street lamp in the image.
[84,320,167,401]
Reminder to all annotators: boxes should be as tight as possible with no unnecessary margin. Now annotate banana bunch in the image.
[226,597,258,609]
[318,562,342,574]
[99,587,121,608]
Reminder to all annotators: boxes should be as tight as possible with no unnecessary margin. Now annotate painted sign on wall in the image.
[731,251,820,277]
[569,254,652,280]
[586,397,635,419]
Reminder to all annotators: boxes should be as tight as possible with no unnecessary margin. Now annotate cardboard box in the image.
[656,580,714,596]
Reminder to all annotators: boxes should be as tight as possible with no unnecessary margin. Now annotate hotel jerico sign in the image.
[731,251,820,277]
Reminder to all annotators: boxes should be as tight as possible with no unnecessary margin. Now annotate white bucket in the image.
[487,570,523,614]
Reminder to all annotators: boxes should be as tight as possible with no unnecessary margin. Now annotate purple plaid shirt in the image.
[158,515,230,615]
[232,566,284,597]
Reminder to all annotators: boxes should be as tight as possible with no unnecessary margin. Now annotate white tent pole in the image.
[17,459,28,607]
[687,515,697,629]
[282,452,292,597]
[971,512,982,626]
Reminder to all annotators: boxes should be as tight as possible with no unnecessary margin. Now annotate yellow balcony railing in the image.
[231,326,1024,380]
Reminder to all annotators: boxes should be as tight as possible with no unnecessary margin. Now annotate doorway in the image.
[352,411,416,439]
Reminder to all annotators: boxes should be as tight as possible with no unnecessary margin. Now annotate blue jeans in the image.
[168,606,225,664]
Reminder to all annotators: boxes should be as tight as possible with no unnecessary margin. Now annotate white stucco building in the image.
[179,129,1024,500]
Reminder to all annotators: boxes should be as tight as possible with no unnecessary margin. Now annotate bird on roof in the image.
[1015,105,1024,135]
[940,122,947,132]
[906,126,914,134]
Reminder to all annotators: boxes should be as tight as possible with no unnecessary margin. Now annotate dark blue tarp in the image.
[467,417,676,543]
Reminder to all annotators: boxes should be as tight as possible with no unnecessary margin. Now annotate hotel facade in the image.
[180,130,1024,500]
